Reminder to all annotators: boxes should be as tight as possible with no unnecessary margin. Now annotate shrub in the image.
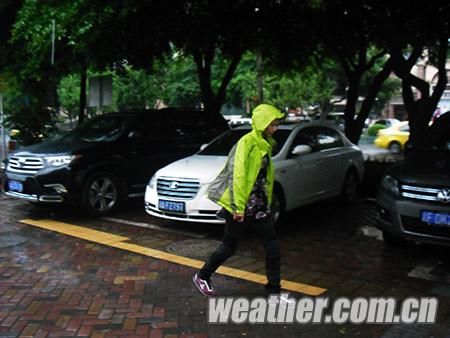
[367,123,386,136]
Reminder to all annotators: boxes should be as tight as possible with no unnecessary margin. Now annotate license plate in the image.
[159,200,185,213]
[8,180,23,192]
[421,210,450,226]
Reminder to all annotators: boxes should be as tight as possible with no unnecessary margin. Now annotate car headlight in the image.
[381,175,399,195]
[44,155,79,167]
[148,175,156,189]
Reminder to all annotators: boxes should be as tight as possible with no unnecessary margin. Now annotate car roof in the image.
[233,121,340,131]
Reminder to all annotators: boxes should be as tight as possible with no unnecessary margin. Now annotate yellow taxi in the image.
[374,121,409,153]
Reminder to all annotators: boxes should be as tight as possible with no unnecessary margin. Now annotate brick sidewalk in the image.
[1,195,450,337]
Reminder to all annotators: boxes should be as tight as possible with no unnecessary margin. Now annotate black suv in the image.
[3,108,228,216]
[377,112,450,246]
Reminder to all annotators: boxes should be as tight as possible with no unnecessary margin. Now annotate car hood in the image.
[156,155,227,183]
[11,136,102,156]
[389,150,450,185]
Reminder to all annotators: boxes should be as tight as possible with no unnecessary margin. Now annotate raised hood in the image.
[156,155,227,183]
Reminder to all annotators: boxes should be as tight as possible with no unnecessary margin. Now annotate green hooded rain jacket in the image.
[207,104,284,214]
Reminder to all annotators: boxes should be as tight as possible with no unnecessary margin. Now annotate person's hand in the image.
[233,213,245,222]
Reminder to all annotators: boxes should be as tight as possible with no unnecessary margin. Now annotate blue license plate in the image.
[159,200,185,213]
[421,210,450,226]
[8,180,23,192]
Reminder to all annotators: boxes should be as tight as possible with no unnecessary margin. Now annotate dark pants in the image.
[199,210,281,293]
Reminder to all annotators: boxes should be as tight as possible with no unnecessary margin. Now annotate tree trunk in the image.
[78,64,87,126]
[193,48,242,117]
[351,58,393,144]
[343,72,361,143]
[391,40,448,148]
[256,50,264,104]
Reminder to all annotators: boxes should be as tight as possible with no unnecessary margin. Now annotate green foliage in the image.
[367,124,386,137]
[227,52,338,113]
[58,74,80,121]
[5,104,57,145]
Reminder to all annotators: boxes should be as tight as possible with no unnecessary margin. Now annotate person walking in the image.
[193,104,284,296]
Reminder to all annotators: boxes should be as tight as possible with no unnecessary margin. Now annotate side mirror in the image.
[200,143,208,151]
[291,144,312,156]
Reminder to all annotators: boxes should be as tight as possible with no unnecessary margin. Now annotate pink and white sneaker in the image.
[193,273,216,296]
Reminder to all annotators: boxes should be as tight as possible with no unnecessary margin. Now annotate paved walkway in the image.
[1,195,450,337]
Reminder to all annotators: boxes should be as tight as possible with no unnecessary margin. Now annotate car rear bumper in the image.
[377,189,450,246]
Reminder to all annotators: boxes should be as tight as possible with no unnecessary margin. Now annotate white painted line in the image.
[359,225,383,241]
[407,261,442,282]
[101,217,206,239]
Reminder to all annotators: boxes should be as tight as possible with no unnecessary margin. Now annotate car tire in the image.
[388,141,402,154]
[81,172,122,217]
[271,188,285,227]
[341,170,359,201]
[382,230,406,246]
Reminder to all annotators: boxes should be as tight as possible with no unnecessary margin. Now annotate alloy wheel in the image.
[87,177,118,212]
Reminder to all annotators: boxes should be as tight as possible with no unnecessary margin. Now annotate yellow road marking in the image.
[20,218,327,296]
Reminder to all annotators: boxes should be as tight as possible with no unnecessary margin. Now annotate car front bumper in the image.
[4,167,75,204]
[144,184,224,224]
[377,189,450,246]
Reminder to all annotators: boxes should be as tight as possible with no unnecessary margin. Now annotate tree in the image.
[375,1,449,148]
[166,0,259,116]
[231,52,339,113]
[0,0,23,73]
[314,0,395,144]
[10,0,115,124]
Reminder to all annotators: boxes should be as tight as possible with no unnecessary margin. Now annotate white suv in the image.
[145,123,364,224]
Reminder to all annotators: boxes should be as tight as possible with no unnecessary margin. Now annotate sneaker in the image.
[193,273,216,296]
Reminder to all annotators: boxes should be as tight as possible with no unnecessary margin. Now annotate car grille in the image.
[401,184,449,203]
[7,156,44,174]
[402,216,450,238]
[157,178,200,200]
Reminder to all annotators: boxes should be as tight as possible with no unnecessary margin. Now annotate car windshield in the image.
[198,129,290,156]
[68,115,134,142]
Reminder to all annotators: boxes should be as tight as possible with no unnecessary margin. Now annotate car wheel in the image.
[388,141,402,154]
[271,188,285,227]
[341,170,359,201]
[81,172,121,216]
[382,230,406,246]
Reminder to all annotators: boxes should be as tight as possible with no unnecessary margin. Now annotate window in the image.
[316,127,344,150]
[399,124,410,132]
[199,129,290,156]
[290,127,318,152]
[290,126,343,153]
[69,115,133,142]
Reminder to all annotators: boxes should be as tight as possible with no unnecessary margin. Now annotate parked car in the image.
[374,121,409,153]
[144,123,364,224]
[377,112,450,246]
[228,117,252,128]
[3,108,228,216]
[313,112,345,131]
